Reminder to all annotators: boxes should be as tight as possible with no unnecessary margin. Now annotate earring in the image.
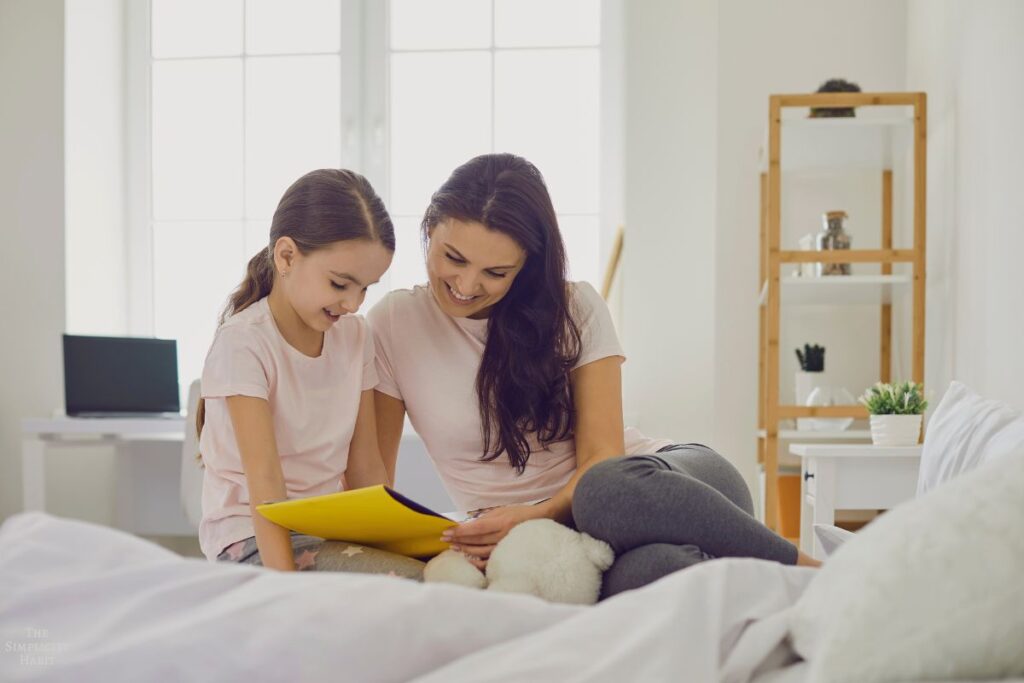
[281,270,289,278]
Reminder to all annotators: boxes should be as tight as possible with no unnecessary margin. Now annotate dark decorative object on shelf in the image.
[796,344,825,372]
[809,78,861,118]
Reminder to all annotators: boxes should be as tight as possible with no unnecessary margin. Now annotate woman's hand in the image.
[441,503,550,570]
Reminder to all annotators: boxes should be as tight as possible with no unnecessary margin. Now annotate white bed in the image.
[0,512,814,682]
[3,510,1020,683]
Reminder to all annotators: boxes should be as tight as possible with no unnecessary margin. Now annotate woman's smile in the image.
[444,281,482,306]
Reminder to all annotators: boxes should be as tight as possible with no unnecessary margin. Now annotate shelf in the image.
[758,429,871,441]
[757,93,927,534]
[759,113,913,172]
[758,274,911,307]
[789,443,921,459]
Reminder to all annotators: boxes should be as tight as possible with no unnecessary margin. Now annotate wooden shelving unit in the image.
[757,92,927,532]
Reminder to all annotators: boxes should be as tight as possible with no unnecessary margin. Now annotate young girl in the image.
[196,169,423,577]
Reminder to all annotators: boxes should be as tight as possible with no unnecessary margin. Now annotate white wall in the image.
[906,0,1024,411]
[713,0,909,494]
[621,0,719,446]
[622,0,909,498]
[65,0,127,336]
[0,0,66,519]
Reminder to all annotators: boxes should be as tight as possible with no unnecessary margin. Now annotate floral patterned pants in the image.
[217,532,425,579]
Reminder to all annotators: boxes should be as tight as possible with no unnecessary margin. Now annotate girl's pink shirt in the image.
[197,297,377,560]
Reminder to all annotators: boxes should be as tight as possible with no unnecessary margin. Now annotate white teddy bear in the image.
[423,518,615,605]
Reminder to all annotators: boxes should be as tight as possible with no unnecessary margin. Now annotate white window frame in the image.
[124,0,622,336]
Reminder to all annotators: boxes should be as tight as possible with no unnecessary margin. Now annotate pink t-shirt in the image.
[197,297,378,560]
[367,281,671,512]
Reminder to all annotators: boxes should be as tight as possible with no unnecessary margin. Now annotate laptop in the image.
[62,334,181,418]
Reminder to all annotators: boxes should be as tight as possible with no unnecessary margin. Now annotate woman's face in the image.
[426,218,526,320]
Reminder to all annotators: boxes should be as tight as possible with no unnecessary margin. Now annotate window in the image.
[130,0,611,401]
[387,0,603,291]
[142,0,363,400]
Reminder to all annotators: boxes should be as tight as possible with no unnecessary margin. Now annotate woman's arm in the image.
[374,390,406,487]
[442,356,626,567]
[344,389,390,489]
[540,355,626,524]
[226,395,296,572]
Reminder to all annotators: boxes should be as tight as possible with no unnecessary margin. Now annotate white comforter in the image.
[0,513,814,682]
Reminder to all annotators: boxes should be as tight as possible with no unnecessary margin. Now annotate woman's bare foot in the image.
[796,551,822,568]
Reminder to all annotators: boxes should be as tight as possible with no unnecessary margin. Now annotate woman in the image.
[368,154,817,599]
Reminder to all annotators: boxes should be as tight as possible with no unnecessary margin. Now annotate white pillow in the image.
[789,452,1024,682]
[812,524,855,557]
[918,381,1024,495]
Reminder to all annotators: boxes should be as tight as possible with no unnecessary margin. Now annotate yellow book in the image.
[256,485,462,558]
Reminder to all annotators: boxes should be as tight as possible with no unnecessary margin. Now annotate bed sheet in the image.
[1,512,815,682]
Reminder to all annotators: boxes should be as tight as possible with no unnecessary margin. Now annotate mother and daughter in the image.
[197,154,818,599]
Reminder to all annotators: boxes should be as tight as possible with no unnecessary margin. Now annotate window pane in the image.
[494,49,599,215]
[558,214,600,287]
[494,0,600,47]
[389,0,491,50]
[389,52,492,216]
[151,0,242,58]
[153,221,248,401]
[245,0,341,55]
[387,216,428,292]
[245,56,342,219]
[152,59,243,220]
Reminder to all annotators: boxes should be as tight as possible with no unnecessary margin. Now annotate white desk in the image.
[21,417,186,512]
[790,443,921,559]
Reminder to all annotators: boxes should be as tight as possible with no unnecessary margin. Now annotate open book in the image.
[256,485,467,558]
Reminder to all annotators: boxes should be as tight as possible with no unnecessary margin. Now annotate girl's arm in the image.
[373,391,406,487]
[442,356,626,567]
[226,395,296,572]
[344,389,390,489]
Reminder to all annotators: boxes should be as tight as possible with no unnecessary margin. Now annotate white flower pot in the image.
[869,414,923,446]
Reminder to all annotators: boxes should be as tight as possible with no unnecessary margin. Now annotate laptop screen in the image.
[63,335,181,416]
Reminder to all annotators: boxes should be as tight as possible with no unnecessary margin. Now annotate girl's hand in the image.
[441,504,549,571]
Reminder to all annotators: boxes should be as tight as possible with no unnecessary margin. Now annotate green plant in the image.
[859,381,928,415]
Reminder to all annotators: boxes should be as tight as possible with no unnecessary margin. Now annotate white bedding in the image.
[1,513,814,682]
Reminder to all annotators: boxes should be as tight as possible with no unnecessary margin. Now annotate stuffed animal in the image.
[423,518,614,605]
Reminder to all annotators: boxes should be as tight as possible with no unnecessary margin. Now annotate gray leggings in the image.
[572,444,798,600]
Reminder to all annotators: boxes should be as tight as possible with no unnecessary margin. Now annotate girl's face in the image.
[426,218,526,320]
[274,237,393,332]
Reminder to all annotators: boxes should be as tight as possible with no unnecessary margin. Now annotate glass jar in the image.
[805,385,856,431]
[815,210,852,276]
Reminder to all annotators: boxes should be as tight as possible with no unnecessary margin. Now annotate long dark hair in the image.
[423,154,581,474]
[196,169,394,445]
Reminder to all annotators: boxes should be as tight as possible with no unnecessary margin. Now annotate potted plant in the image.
[859,381,929,446]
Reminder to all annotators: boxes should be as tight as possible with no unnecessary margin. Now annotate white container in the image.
[807,385,855,431]
[794,370,822,430]
[795,371,854,431]
[869,414,923,446]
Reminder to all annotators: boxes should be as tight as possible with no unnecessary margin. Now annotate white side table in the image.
[790,443,922,559]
